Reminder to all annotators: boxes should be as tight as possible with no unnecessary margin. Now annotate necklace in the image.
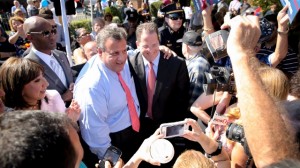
[28,101,40,110]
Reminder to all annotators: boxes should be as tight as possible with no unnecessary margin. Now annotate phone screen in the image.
[166,124,184,137]
[104,147,121,166]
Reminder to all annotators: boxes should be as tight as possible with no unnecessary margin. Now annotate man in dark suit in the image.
[128,22,190,167]
[23,16,74,102]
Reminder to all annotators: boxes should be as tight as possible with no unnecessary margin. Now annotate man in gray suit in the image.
[23,16,73,102]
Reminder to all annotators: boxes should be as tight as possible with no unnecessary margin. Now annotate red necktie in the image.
[117,72,140,132]
[147,62,156,119]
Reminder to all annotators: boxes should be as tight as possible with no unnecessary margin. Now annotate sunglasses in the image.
[78,32,90,38]
[29,28,57,37]
[168,16,183,21]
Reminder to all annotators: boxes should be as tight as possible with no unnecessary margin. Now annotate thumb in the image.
[220,22,230,30]
[105,161,112,168]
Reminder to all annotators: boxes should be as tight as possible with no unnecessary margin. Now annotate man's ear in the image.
[136,41,139,49]
[98,48,103,57]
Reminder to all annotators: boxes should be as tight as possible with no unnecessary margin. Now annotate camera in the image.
[226,123,251,157]
[203,66,236,95]
[159,120,188,138]
[203,17,274,62]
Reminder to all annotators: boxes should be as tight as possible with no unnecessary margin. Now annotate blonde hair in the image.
[8,16,24,31]
[225,106,241,124]
[173,150,215,168]
[258,66,289,101]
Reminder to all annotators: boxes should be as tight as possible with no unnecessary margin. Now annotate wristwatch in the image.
[206,141,222,158]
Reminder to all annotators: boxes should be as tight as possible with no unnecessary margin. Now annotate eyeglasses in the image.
[78,32,90,38]
[168,16,183,21]
[29,28,57,37]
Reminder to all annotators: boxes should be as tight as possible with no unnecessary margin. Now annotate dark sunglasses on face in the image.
[168,16,183,21]
[29,28,57,37]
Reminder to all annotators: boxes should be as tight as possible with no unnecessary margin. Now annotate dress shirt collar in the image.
[142,52,160,68]
[98,57,123,79]
[32,47,54,65]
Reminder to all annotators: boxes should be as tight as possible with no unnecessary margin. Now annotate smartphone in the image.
[99,146,122,168]
[160,121,188,138]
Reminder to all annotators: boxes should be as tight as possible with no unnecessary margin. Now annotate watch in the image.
[206,141,222,158]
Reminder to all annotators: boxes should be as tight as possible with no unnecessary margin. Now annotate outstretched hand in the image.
[136,129,163,166]
[66,99,81,122]
[183,118,204,142]
[202,4,213,17]
[277,5,289,32]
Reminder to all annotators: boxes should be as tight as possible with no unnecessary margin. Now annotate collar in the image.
[142,52,160,68]
[32,47,55,65]
[32,47,53,58]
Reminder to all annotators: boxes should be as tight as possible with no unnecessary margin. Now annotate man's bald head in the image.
[23,16,51,34]
[24,16,57,54]
[84,41,98,60]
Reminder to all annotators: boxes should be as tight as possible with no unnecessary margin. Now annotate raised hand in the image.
[66,99,81,122]
[221,15,261,63]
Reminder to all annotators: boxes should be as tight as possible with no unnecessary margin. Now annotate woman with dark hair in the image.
[73,28,92,65]
[0,57,80,121]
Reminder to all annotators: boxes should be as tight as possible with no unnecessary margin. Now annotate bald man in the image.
[83,41,97,60]
[23,16,74,102]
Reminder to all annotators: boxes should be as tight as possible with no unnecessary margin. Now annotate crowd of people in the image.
[0,0,300,168]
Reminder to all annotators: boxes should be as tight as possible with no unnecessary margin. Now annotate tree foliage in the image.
[248,0,282,13]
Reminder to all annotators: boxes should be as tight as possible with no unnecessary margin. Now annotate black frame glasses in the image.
[29,28,57,37]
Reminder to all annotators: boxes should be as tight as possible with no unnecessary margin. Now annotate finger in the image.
[280,5,289,13]
[105,161,112,168]
[220,22,230,30]
[279,14,290,25]
[182,133,192,140]
[148,159,161,166]
[152,128,164,139]
[114,158,123,168]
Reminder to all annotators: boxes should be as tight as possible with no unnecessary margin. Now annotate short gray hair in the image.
[96,25,127,51]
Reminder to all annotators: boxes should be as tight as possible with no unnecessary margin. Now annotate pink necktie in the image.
[147,62,156,119]
[117,72,140,132]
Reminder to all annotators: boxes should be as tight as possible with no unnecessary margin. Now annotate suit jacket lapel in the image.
[52,51,71,86]
[28,51,67,91]
[133,52,148,103]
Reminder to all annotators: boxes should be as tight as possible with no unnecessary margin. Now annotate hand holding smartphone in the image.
[159,120,188,138]
[98,146,122,168]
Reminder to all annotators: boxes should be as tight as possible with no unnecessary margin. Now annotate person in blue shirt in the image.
[74,25,141,163]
